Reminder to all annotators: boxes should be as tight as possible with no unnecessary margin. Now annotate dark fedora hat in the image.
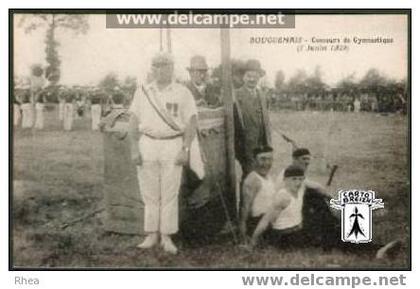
[243,59,265,76]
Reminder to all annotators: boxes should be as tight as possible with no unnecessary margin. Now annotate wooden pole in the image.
[220,28,237,222]
[159,28,163,51]
[166,26,172,53]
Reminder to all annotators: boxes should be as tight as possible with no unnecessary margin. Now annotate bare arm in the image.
[175,115,198,166]
[239,176,260,240]
[305,180,330,198]
[250,196,291,246]
[128,113,142,166]
[183,115,198,149]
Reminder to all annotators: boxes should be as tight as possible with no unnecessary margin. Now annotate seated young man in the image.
[275,148,327,195]
[276,147,336,235]
[239,146,275,242]
[248,165,401,259]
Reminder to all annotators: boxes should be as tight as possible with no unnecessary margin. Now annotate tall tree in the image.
[98,73,120,94]
[306,65,327,95]
[122,75,138,103]
[359,68,388,94]
[274,70,285,93]
[336,73,358,95]
[18,14,89,86]
[286,69,308,95]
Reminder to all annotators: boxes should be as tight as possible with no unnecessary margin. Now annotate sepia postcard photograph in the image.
[10,9,410,270]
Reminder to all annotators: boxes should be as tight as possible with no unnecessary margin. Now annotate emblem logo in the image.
[330,190,384,243]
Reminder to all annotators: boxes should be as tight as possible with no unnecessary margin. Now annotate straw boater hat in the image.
[187,55,209,71]
[243,59,265,77]
[152,52,174,66]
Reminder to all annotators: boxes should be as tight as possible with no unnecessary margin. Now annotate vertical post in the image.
[166,26,172,53]
[220,28,237,222]
[159,28,163,51]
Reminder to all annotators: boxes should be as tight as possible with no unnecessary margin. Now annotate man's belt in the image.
[142,132,183,140]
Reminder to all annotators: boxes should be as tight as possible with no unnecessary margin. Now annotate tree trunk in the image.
[45,15,61,86]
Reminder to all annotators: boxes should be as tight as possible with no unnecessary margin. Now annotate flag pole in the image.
[166,25,172,53]
[159,27,163,52]
[220,28,237,224]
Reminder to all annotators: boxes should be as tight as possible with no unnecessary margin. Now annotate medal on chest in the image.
[166,102,179,117]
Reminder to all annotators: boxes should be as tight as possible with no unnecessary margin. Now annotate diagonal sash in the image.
[141,85,181,133]
[142,85,205,179]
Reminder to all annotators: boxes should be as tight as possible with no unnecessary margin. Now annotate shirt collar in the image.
[193,81,206,89]
[151,80,174,93]
[245,86,258,96]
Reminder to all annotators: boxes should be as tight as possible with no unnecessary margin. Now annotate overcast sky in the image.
[13,13,408,86]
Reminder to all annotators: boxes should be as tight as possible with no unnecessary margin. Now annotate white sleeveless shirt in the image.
[250,172,276,217]
[272,185,305,230]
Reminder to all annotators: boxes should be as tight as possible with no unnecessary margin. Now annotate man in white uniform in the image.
[34,90,46,129]
[239,146,275,241]
[245,164,304,249]
[13,89,22,127]
[21,88,34,129]
[354,96,361,112]
[90,89,103,130]
[63,90,75,131]
[130,52,198,254]
[275,148,328,196]
[58,87,66,121]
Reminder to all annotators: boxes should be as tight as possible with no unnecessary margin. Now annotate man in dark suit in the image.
[234,59,272,180]
[185,55,220,107]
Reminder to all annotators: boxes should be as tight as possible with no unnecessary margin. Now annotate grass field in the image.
[12,109,410,269]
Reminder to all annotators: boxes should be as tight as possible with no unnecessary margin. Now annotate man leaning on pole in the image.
[234,59,272,180]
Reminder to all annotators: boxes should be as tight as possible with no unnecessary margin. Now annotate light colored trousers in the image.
[137,136,183,235]
[34,103,44,129]
[354,102,361,113]
[13,104,21,126]
[58,101,65,120]
[63,103,74,131]
[21,103,34,128]
[91,104,102,130]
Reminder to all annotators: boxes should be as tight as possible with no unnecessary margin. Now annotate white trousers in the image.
[63,103,74,131]
[34,103,44,129]
[21,103,34,128]
[58,102,65,121]
[137,136,183,235]
[13,104,21,126]
[91,104,102,130]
